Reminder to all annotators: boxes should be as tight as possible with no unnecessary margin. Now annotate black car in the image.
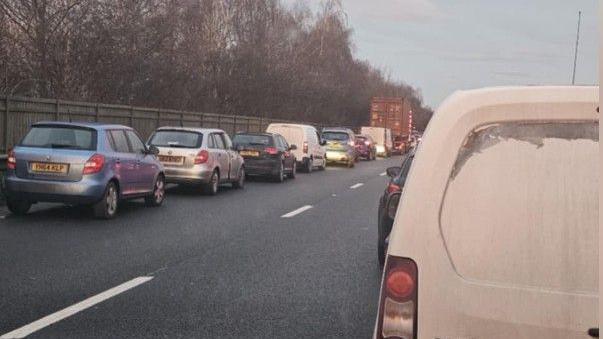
[232,132,297,182]
[377,151,415,267]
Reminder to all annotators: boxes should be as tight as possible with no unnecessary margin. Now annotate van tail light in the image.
[83,154,105,175]
[7,149,16,170]
[194,150,209,164]
[265,147,278,155]
[377,256,418,339]
[302,141,308,154]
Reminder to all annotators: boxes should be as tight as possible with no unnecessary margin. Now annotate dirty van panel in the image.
[440,121,598,293]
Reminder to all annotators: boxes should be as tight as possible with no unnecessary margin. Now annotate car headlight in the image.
[387,193,401,220]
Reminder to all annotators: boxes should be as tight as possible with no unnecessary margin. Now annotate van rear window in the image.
[440,121,598,293]
[20,125,96,150]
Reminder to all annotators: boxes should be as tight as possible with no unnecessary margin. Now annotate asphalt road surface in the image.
[0,156,403,338]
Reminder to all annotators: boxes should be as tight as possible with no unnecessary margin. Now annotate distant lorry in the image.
[360,126,392,157]
[369,97,412,154]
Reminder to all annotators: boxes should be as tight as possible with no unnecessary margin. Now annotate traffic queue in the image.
[4,121,399,218]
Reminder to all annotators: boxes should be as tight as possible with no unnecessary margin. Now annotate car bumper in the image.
[326,150,352,163]
[244,158,280,176]
[5,174,106,204]
[163,165,213,184]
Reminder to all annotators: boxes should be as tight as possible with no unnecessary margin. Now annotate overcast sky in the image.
[288,0,599,107]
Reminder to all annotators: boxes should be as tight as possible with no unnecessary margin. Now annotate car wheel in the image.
[319,158,326,170]
[93,182,118,219]
[145,175,165,207]
[203,170,219,195]
[6,198,31,216]
[288,161,297,179]
[233,167,245,189]
[305,158,313,173]
[274,162,285,183]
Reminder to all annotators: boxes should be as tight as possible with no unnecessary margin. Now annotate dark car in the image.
[377,151,415,267]
[232,132,296,182]
[354,134,376,160]
[4,122,165,219]
[392,135,407,155]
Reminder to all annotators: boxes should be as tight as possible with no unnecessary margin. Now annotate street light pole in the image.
[571,10,581,85]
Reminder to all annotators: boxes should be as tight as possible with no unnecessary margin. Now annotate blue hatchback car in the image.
[5,122,165,218]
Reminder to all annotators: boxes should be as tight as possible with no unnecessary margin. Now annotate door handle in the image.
[588,328,598,338]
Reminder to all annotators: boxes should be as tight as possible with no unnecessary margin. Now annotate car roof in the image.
[33,121,130,130]
[234,132,274,136]
[323,127,352,132]
[155,126,224,134]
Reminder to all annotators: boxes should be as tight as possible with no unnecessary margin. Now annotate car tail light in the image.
[348,140,355,147]
[83,154,105,175]
[302,141,308,154]
[265,147,278,155]
[377,256,418,339]
[194,150,209,164]
[7,149,16,170]
[387,183,401,194]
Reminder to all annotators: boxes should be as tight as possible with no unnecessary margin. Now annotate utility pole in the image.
[571,10,581,85]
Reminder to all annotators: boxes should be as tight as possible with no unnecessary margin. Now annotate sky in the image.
[287,0,599,108]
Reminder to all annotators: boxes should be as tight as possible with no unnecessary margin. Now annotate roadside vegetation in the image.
[0,0,432,129]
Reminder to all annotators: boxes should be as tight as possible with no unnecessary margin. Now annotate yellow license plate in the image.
[31,162,69,174]
[240,150,259,157]
[159,155,184,164]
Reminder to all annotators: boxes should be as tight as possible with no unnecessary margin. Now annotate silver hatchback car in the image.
[147,127,245,195]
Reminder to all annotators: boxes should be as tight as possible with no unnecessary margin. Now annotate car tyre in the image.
[93,182,118,219]
[304,158,313,173]
[274,162,285,183]
[6,198,31,216]
[145,175,165,207]
[203,170,219,195]
[288,161,297,179]
[233,167,245,189]
[318,158,326,170]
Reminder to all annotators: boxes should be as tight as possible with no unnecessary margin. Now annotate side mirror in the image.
[234,144,243,151]
[320,139,327,146]
[147,145,160,156]
[289,144,297,150]
[386,166,401,178]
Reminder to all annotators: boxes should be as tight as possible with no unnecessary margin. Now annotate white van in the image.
[265,123,326,172]
[374,86,599,339]
[360,126,392,157]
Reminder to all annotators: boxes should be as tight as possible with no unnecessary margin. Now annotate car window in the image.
[221,134,232,149]
[322,131,349,141]
[397,155,414,184]
[125,130,146,154]
[207,134,215,148]
[109,130,131,153]
[213,133,226,149]
[279,136,289,150]
[233,134,272,146]
[440,121,598,293]
[20,125,96,150]
[149,130,203,148]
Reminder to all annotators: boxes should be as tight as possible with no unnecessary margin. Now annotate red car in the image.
[354,135,376,160]
[392,135,407,155]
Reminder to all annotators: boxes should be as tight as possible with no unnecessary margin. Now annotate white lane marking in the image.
[350,183,364,189]
[281,205,313,218]
[379,172,387,176]
[0,276,153,339]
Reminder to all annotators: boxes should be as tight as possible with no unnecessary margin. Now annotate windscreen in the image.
[322,132,349,141]
[149,130,203,148]
[233,134,273,146]
[20,126,96,150]
[440,121,598,293]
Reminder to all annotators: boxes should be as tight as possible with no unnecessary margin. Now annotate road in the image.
[0,156,403,338]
